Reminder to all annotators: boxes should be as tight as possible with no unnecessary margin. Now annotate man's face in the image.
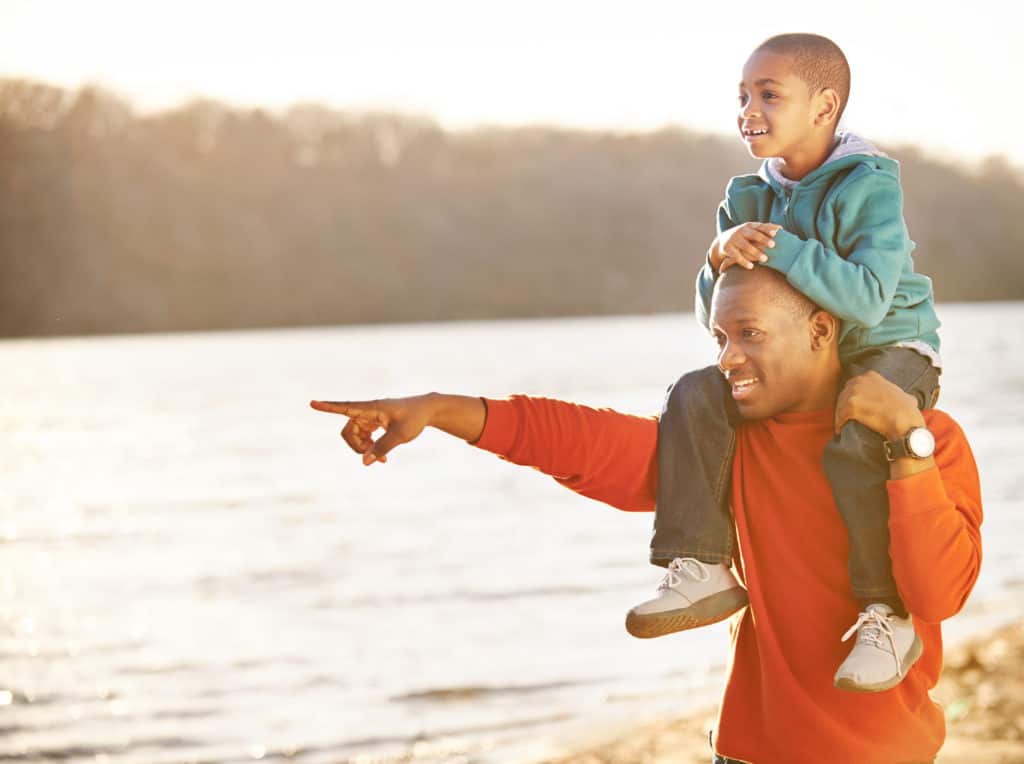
[737,50,817,160]
[710,275,821,420]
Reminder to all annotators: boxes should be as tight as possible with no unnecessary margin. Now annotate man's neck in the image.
[791,363,842,413]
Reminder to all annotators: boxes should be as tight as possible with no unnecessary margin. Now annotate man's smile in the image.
[729,375,760,400]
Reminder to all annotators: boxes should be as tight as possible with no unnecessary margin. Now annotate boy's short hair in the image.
[755,33,851,123]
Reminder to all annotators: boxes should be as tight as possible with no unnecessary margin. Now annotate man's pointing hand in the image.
[310,394,487,465]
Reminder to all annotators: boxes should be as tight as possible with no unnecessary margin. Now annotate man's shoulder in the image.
[923,408,961,433]
[923,408,974,457]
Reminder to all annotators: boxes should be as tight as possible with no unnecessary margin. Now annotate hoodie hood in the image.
[758,131,889,191]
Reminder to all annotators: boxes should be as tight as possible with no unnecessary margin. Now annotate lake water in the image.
[2,305,1023,764]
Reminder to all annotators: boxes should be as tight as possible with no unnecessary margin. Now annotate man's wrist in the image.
[425,393,487,442]
[884,404,932,479]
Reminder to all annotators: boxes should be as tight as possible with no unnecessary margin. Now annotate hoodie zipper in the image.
[779,186,793,225]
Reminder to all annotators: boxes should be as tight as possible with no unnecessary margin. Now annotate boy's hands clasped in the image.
[709,222,781,272]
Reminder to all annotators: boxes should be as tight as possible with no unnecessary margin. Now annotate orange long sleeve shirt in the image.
[472,396,983,764]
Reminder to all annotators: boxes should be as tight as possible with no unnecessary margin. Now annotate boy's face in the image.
[737,50,819,160]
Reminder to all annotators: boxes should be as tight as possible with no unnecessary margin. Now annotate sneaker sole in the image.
[624,587,749,639]
[833,633,925,693]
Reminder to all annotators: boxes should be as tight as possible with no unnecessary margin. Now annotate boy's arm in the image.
[766,167,913,328]
[695,200,737,329]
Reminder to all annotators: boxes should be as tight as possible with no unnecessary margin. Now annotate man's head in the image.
[710,266,840,420]
[738,33,850,162]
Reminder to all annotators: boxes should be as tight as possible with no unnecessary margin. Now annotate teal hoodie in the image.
[695,132,940,363]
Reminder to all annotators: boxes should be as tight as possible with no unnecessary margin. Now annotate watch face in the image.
[907,427,935,458]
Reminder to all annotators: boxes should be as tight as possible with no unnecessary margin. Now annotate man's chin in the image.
[734,398,774,421]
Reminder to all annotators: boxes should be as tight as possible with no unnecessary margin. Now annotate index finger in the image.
[310,400,376,416]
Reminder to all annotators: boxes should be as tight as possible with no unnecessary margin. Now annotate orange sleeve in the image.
[887,410,983,623]
[471,395,659,512]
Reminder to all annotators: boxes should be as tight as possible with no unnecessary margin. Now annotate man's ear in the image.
[813,88,841,127]
[809,309,837,350]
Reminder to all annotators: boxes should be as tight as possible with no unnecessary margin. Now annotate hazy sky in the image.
[2,0,1019,166]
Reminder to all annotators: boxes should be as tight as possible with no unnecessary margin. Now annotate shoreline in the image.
[532,619,1024,764]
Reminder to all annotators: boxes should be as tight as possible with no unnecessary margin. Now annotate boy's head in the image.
[738,33,850,164]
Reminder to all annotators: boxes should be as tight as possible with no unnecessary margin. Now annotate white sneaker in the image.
[625,557,748,639]
[833,604,923,692]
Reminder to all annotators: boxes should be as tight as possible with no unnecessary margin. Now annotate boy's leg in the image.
[651,365,738,566]
[823,347,940,611]
[625,366,747,639]
[825,346,939,692]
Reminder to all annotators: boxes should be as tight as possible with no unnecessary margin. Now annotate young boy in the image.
[625,33,942,694]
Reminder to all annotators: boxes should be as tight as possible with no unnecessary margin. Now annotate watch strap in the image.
[883,437,911,462]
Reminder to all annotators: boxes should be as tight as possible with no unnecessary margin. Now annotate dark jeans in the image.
[652,346,940,606]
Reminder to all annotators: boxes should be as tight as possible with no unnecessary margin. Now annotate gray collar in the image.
[760,130,888,190]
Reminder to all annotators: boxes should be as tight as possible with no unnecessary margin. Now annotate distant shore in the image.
[535,619,1024,764]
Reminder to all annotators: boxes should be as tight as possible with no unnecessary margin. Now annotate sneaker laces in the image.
[841,607,904,677]
[658,557,710,591]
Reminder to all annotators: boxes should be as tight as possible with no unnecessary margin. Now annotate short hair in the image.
[716,266,820,323]
[755,33,851,123]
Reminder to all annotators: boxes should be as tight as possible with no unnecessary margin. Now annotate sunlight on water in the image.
[1,306,1022,763]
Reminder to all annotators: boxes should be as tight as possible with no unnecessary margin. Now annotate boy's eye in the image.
[742,329,761,339]
[714,332,726,346]
[762,91,777,100]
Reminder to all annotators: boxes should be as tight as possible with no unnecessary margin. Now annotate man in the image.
[311,266,981,764]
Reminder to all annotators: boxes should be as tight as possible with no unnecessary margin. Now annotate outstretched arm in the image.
[311,394,659,512]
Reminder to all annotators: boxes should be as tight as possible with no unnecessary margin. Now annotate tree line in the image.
[1,78,1021,338]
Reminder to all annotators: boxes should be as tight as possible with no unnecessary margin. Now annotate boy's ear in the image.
[813,87,841,127]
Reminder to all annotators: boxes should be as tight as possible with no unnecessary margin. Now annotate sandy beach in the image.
[539,620,1024,764]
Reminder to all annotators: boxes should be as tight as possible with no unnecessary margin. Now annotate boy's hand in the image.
[710,222,781,273]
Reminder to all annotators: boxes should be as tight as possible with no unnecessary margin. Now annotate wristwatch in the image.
[883,426,936,462]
